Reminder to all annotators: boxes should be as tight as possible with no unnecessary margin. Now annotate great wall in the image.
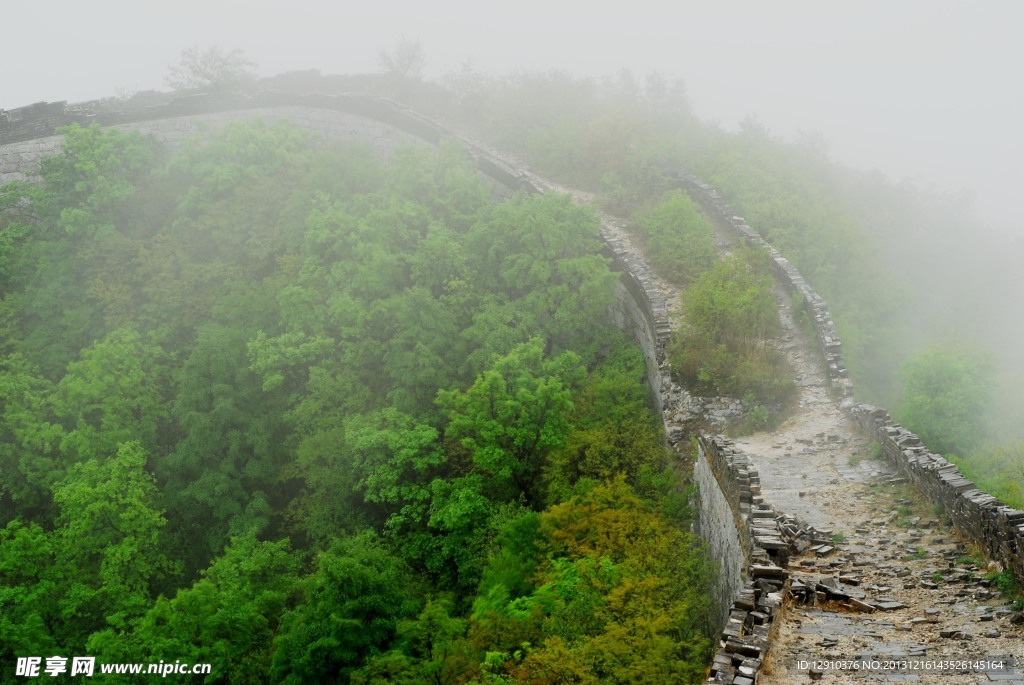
[2,82,1021,683]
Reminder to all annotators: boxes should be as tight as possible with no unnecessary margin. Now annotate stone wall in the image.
[694,449,746,625]
[680,174,1024,585]
[849,405,1024,581]
[698,435,814,685]
[602,235,671,414]
[0,135,63,185]
[2,94,449,185]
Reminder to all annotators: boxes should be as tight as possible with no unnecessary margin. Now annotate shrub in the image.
[633,191,715,284]
[669,251,795,406]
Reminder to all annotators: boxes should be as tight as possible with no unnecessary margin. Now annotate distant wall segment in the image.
[0,91,670,413]
[2,94,445,185]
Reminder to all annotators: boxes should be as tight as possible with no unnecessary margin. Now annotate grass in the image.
[947,451,1024,510]
[902,547,928,561]
[985,570,1024,612]
[957,549,984,567]
[869,441,884,461]
[986,570,1021,598]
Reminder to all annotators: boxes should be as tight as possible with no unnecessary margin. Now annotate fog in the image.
[4,1,1022,232]
[4,1,1023,398]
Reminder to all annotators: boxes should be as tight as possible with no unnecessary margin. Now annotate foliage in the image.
[0,442,175,661]
[270,533,424,684]
[53,328,170,462]
[466,192,618,361]
[985,570,1021,599]
[165,45,257,91]
[670,251,795,405]
[161,324,290,562]
[438,338,581,504]
[633,190,716,284]
[52,442,177,635]
[0,353,63,520]
[896,343,993,457]
[0,119,715,682]
[948,443,1024,509]
[90,535,300,680]
[474,479,716,684]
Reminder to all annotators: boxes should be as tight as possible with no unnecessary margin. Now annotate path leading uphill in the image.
[734,283,1024,683]
[459,140,1023,682]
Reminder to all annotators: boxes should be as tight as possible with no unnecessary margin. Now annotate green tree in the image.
[53,327,170,462]
[162,324,290,567]
[0,354,63,520]
[467,192,617,358]
[634,190,716,284]
[897,343,993,456]
[165,46,257,91]
[670,251,794,404]
[545,417,669,502]
[532,480,714,682]
[438,338,581,504]
[89,535,300,682]
[51,441,176,646]
[0,519,60,665]
[347,409,444,529]
[684,251,778,347]
[358,598,475,684]
[271,533,423,684]
[368,288,464,414]
[43,125,156,238]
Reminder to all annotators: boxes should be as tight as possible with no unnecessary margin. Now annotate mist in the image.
[4,1,1022,232]
[4,0,1023,432]
[4,1,1024,668]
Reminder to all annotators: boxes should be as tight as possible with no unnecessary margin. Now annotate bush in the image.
[896,344,993,457]
[669,251,795,406]
[633,191,715,284]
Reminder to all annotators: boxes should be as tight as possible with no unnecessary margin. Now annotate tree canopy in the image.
[0,120,715,683]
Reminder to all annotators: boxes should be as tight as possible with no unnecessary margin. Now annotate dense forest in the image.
[0,122,716,682]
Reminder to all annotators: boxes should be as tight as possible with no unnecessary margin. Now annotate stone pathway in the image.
[735,288,1024,684]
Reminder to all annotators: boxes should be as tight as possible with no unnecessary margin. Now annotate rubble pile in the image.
[851,405,1024,585]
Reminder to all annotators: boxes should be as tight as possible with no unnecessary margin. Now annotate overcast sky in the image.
[4,1,1022,231]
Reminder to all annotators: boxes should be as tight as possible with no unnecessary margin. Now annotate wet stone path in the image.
[736,289,1024,684]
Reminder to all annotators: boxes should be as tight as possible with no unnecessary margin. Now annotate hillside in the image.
[0,120,715,682]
